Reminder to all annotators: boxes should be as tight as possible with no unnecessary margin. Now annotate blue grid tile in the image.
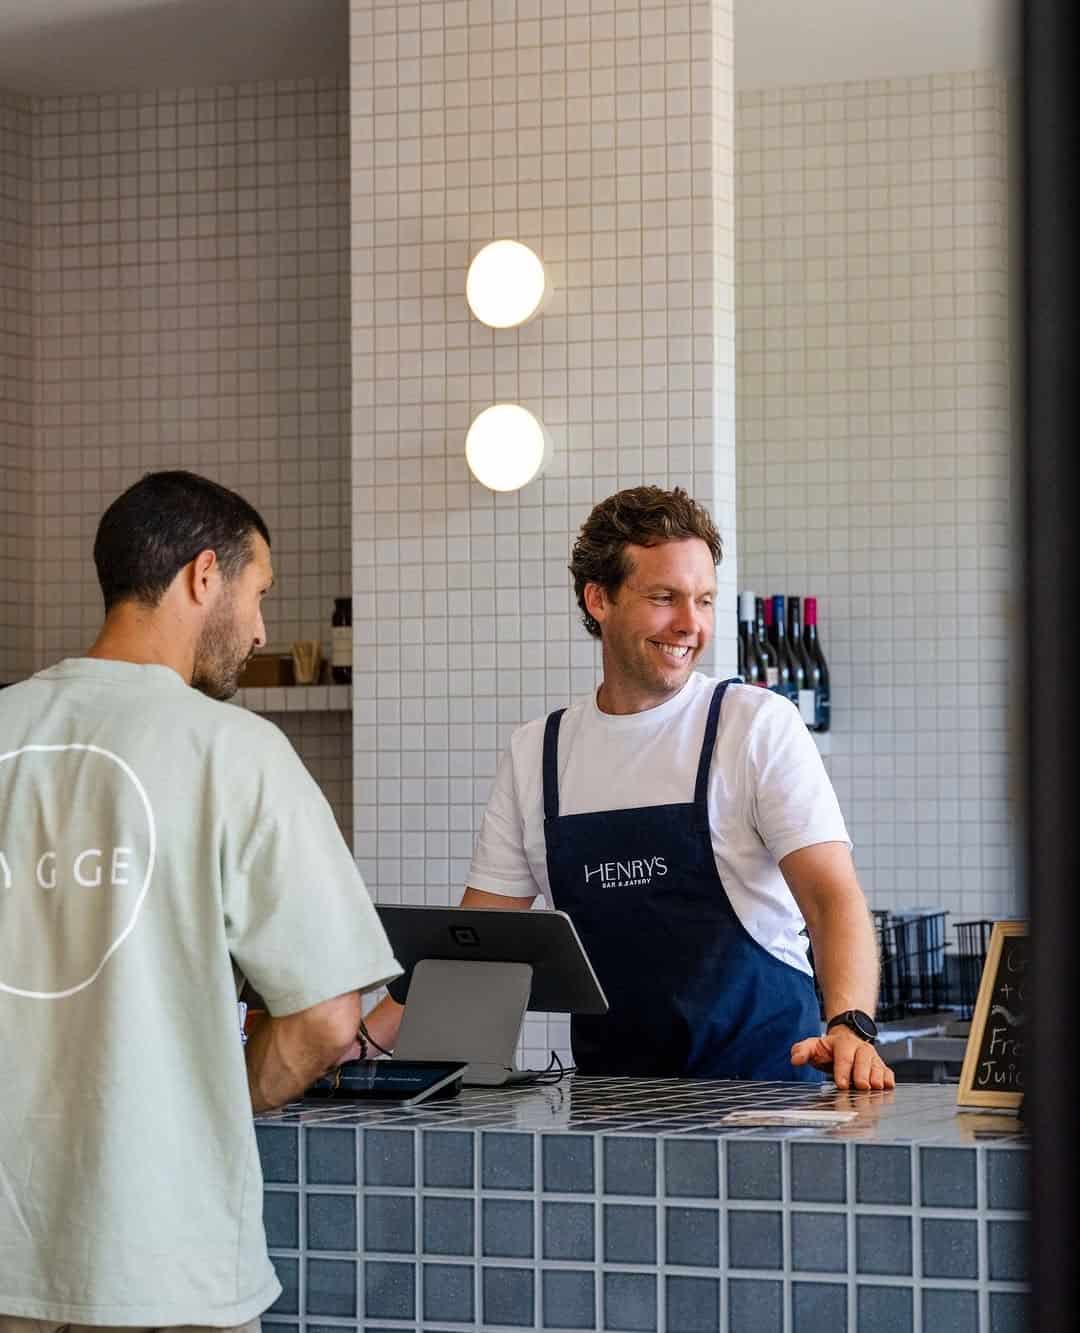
[791,1210,847,1274]
[604,1203,657,1264]
[264,1189,299,1250]
[363,1130,414,1188]
[792,1280,847,1331]
[364,1259,416,1321]
[422,1262,475,1324]
[268,1256,298,1316]
[728,1210,783,1271]
[665,1206,719,1268]
[542,1268,596,1330]
[482,1132,533,1191]
[482,1266,535,1328]
[482,1197,534,1259]
[989,1290,1029,1333]
[603,1136,657,1196]
[308,1193,357,1253]
[306,1127,357,1186]
[664,1140,719,1199]
[988,1218,1029,1282]
[423,1195,475,1257]
[364,1195,415,1255]
[728,1277,782,1333]
[986,1149,1029,1212]
[604,1272,657,1333]
[423,1130,474,1189]
[306,1257,357,1317]
[666,1275,720,1333]
[857,1284,914,1333]
[543,1200,595,1260]
[856,1145,911,1205]
[922,1217,978,1280]
[923,1287,979,1333]
[790,1142,846,1203]
[257,1125,299,1184]
[543,1134,595,1193]
[727,1141,781,1201]
[856,1214,913,1276]
[920,1147,976,1209]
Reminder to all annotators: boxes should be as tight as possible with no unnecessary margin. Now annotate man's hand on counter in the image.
[790,1028,896,1091]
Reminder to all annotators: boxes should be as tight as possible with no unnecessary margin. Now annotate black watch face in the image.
[852,1011,877,1040]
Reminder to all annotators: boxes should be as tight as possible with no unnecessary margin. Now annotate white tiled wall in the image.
[10,78,353,832]
[349,0,736,1062]
[0,90,33,682]
[736,71,1018,933]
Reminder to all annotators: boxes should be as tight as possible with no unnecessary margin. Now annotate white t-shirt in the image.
[468,673,851,975]
[0,659,400,1326]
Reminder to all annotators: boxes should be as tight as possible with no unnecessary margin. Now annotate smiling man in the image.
[364,485,893,1092]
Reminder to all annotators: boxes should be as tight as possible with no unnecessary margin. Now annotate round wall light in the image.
[465,240,548,328]
[465,403,551,492]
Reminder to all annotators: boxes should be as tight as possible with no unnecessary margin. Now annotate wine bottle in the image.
[769,595,799,705]
[736,597,746,680]
[331,596,353,685]
[803,596,831,732]
[786,596,816,726]
[755,596,780,691]
[738,591,765,686]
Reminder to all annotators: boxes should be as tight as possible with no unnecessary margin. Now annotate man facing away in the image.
[0,471,400,1331]
[364,485,894,1092]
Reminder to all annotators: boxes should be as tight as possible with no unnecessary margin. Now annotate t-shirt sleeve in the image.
[222,732,401,1017]
[466,744,541,898]
[746,699,852,864]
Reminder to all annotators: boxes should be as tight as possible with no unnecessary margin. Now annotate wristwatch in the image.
[826,1009,878,1044]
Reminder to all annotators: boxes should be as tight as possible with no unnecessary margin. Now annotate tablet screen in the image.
[304,1059,466,1105]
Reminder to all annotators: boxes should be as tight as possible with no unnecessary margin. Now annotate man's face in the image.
[191,534,273,701]
[588,538,716,706]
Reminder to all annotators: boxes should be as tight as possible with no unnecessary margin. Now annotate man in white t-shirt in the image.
[0,472,400,1332]
[365,485,893,1092]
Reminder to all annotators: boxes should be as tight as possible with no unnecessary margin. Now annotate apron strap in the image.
[542,708,568,821]
[693,679,736,830]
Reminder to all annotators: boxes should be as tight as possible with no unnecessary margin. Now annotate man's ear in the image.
[583,581,611,627]
[188,549,220,607]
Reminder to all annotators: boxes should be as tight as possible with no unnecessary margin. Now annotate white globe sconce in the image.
[465,404,551,492]
[465,240,548,328]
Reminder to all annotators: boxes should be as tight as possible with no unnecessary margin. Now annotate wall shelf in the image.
[232,685,351,714]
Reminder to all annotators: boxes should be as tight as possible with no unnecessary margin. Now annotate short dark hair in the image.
[93,470,271,613]
[570,486,723,638]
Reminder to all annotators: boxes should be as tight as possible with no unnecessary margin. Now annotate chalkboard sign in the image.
[957,921,1028,1110]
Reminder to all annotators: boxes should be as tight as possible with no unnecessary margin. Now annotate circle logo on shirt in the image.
[0,744,157,999]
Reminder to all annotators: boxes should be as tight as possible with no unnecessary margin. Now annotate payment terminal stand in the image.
[375,906,609,1086]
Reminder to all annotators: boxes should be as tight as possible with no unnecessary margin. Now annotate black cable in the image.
[358,1017,393,1058]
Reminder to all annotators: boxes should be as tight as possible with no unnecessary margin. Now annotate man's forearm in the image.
[245,997,360,1113]
[805,886,880,1020]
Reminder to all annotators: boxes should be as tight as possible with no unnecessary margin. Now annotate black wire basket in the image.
[953,919,994,1021]
[874,909,950,1021]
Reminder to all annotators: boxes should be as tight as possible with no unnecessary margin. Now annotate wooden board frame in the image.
[956,920,1028,1110]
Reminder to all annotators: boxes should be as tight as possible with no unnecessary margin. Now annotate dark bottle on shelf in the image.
[736,597,746,679]
[738,591,765,686]
[768,594,799,706]
[331,596,353,685]
[786,595,816,727]
[803,596,831,732]
[755,596,780,691]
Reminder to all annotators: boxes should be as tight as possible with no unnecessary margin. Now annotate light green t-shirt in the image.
[0,659,400,1325]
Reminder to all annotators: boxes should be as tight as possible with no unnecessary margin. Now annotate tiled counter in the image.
[254,1077,1028,1333]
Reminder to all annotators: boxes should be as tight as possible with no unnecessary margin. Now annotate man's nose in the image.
[254,612,267,649]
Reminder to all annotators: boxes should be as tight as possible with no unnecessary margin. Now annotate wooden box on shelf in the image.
[237,653,295,688]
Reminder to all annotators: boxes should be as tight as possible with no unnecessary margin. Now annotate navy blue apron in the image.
[542,679,823,1080]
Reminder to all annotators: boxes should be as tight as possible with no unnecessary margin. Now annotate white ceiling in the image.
[0,0,1016,99]
[0,0,348,97]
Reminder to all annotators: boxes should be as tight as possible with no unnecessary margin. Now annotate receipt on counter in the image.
[721,1109,858,1126]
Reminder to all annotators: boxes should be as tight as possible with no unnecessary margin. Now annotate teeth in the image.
[653,643,690,659]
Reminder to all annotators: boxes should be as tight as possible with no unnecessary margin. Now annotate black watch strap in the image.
[826,1009,878,1043]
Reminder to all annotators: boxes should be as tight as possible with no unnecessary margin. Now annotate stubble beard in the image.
[191,592,252,702]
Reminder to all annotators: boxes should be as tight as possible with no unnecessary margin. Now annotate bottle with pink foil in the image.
[802,596,830,732]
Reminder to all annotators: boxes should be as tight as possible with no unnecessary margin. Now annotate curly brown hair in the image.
[569,486,723,638]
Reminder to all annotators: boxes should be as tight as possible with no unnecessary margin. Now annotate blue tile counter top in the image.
[255,1077,1028,1333]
